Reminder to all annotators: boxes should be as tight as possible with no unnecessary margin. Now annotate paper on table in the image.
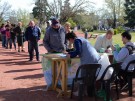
[56,53,67,57]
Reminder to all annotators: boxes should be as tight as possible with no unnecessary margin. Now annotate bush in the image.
[67,18,76,29]
[116,26,125,34]
[114,29,118,35]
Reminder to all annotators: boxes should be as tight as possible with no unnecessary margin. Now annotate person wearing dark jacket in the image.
[25,20,41,61]
[14,22,24,52]
[10,24,16,50]
[43,18,66,53]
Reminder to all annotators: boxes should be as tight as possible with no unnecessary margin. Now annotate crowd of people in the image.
[0,20,41,61]
[0,21,25,51]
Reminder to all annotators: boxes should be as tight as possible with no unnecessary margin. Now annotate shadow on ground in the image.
[14,74,44,80]
[4,68,41,73]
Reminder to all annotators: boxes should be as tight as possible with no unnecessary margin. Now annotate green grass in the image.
[88,32,135,47]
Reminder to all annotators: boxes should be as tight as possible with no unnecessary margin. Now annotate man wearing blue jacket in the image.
[25,20,41,61]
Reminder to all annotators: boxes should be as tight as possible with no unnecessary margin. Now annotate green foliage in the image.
[114,29,118,35]
[116,26,125,34]
[32,0,51,25]
[113,26,125,35]
[124,0,135,28]
[67,18,76,28]
[16,9,31,27]
[41,28,46,35]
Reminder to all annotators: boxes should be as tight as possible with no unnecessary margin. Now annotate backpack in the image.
[121,45,135,71]
[125,45,135,55]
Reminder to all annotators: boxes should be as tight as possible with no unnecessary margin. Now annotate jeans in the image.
[6,38,12,49]
[29,41,39,60]
[11,37,17,49]
[1,35,6,47]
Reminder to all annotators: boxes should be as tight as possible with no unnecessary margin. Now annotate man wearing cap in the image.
[43,18,66,53]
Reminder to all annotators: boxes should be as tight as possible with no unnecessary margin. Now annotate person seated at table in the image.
[94,28,114,52]
[66,31,101,70]
[66,31,112,78]
[111,31,135,88]
[111,31,135,65]
[65,31,113,96]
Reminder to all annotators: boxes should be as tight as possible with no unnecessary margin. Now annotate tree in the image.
[7,9,31,27]
[0,2,11,23]
[104,0,125,28]
[8,10,18,24]
[16,9,31,27]
[32,0,94,24]
[124,0,135,28]
[32,0,51,26]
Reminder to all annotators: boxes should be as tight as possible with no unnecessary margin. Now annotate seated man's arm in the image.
[113,47,129,62]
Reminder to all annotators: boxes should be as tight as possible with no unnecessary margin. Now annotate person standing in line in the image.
[10,24,16,50]
[0,23,6,48]
[43,18,66,53]
[25,20,41,61]
[14,22,24,52]
[5,25,12,49]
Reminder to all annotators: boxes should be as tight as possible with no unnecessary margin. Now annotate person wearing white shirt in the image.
[94,29,114,52]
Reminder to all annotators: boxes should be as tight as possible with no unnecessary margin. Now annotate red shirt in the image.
[6,31,10,39]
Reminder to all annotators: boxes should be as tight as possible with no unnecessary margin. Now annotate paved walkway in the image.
[0,34,135,101]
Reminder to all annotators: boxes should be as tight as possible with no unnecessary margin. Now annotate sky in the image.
[1,0,35,12]
[1,0,104,12]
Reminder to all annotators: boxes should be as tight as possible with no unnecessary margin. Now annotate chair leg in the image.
[93,83,97,101]
[115,77,119,99]
[78,82,84,101]
[128,75,132,96]
[105,81,111,101]
[87,84,94,97]
[70,79,75,99]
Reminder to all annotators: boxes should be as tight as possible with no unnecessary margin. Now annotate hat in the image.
[51,18,59,26]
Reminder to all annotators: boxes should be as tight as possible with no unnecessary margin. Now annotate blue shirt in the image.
[69,39,82,58]
[68,37,100,65]
[25,26,41,41]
